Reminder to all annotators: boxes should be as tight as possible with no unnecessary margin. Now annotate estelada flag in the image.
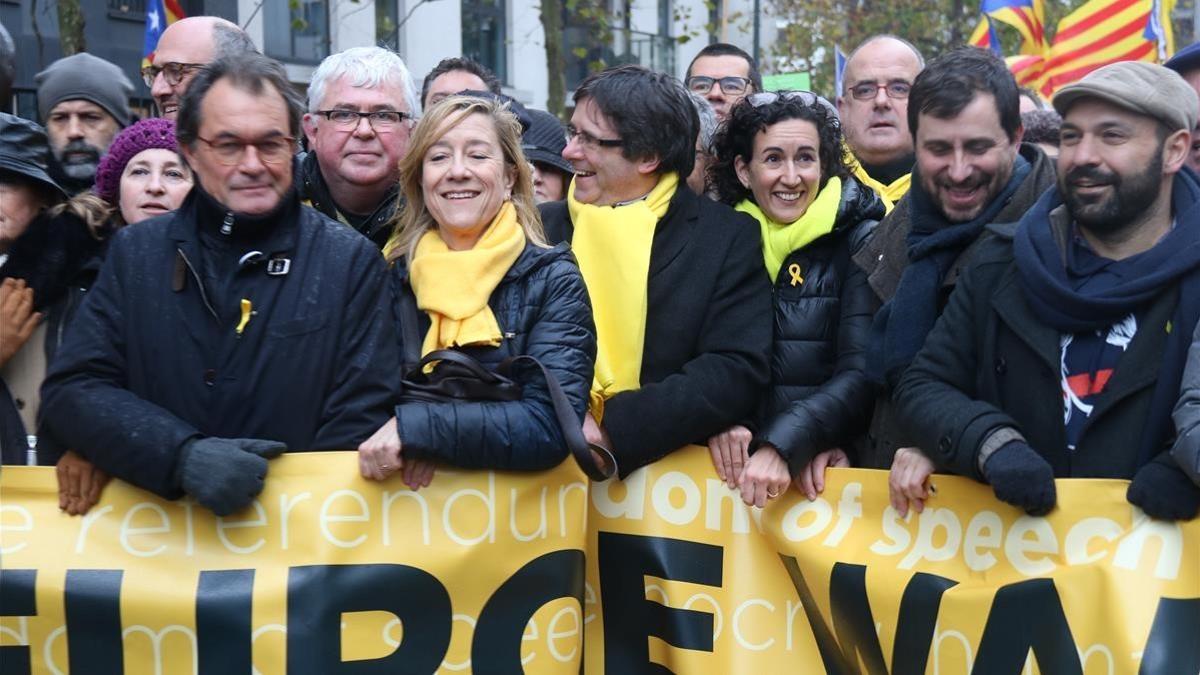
[142,0,187,70]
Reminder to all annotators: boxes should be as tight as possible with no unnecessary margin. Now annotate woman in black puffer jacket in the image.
[706,91,884,507]
[358,95,596,490]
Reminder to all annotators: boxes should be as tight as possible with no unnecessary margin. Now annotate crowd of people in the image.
[2,16,1200,525]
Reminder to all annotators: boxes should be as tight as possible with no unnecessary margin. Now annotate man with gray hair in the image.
[144,15,257,119]
[35,53,134,194]
[299,47,418,249]
[685,91,717,196]
[40,53,398,517]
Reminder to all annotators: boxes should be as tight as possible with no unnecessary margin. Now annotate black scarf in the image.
[1014,168,1200,466]
[869,156,1032,387]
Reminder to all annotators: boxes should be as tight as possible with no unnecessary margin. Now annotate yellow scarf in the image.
[568,172,678,421]
[408,201,526,356]
[736,176,842,282]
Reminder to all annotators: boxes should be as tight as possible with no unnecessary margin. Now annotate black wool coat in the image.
[893,224,1178,480]
[539,185,773,476]
[391,241,597,471]
[39,189,399,497]
[754,178,884,473]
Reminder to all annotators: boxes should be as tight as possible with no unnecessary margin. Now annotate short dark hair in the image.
[176,53,304,148]
[908,46,1021,142]
[1021,109,1061,147]
[686,43,763,92]
[421,57,502,106]
[573,64,698,178]
[708,95,849,206]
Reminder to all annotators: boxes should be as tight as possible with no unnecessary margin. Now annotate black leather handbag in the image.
[397,288,615,482]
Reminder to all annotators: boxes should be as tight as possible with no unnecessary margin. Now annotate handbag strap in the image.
[412,349,511,385]
[500,355,616,482]
[396,279,425,374]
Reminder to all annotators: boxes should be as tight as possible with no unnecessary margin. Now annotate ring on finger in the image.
[767,488,780,499]
[380,464,390,470]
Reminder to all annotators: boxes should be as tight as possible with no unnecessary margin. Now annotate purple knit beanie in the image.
[93,118,180,204]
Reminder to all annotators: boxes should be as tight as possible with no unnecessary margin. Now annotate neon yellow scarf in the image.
[852,162,909,212]
[736,176,842,282]
[408,201,526,356]
[568,172,678,421]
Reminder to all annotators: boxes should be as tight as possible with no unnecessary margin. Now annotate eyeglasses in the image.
[687,76,752,96]
[566,124,622,149]
[141,62,207,88]
[195,135,295,166]
[314,109,413,131]
[847,81,912,101]
[746,91,839,119]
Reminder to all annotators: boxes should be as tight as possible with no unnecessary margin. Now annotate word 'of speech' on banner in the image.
[583,445,1200,674]
[0,452,589,675]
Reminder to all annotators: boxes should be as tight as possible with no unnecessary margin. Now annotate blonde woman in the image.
[358,96,596,489]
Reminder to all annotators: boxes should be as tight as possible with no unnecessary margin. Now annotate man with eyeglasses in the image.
[685,43,761,121]
[143,16,257,120]
[40,54,398,517]
[299,47,419,249]
[35,53,133,195]
[539,65,771,481]
[837,35,924,207]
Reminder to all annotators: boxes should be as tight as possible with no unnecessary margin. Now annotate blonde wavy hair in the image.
[383,95,547,264]
[49,192,120,238]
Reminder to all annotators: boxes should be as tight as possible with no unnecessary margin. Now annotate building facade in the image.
[2,0,763,117]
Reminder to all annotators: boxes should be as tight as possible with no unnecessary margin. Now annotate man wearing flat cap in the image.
[1166,40,1200,172]
[892,61,1200,522]
[35,53,134,194]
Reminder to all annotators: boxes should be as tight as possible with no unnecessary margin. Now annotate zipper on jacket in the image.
[176,248,220,321]
[220,212,235,236]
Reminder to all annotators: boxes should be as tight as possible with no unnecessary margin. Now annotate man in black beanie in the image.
[35,53,134,194]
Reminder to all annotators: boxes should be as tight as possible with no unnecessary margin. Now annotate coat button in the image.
[203,369,216,386]
[938,437,951,453]
[994,357,1007,375]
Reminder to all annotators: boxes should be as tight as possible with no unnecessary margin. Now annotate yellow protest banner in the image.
[0,452,588,675]
[584,445,1200,674]
[5,446,1198,674]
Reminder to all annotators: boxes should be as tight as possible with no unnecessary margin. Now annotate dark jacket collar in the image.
[168,184,301,257]
[297,151,400,244]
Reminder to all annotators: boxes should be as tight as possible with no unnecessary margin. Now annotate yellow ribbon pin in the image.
[788,263,804,287]
[236,298,253,336]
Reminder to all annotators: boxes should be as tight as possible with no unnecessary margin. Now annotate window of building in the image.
[462,0,507,84]
[377,0,399,50]
[264,0,329,64]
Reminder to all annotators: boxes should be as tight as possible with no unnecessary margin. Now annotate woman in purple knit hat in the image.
[0,118,192,511]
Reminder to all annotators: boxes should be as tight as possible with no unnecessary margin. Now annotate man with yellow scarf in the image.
[837,35,924,210]
[539,65,772,478]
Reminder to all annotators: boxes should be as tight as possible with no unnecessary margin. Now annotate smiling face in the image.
[150,19,217,120]
[734,118,823,223]
[1057,98,1185,236]
[915,93,1021,223]
[118,148,194,224]
[421,112,515,250]
[302,76,411,196]
[180,79,294,216]
[837,38,922,166]
[562,97,659,205]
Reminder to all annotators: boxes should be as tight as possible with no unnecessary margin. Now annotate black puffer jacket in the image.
[391,241,596,471]
[753,178,885,473]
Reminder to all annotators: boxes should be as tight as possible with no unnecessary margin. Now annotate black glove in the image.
[983,441,1057,516]
[1127,459,1200,521]
[175,437,287,516]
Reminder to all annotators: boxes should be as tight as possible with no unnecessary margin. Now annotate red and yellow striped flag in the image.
[1041,0,1175,94]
